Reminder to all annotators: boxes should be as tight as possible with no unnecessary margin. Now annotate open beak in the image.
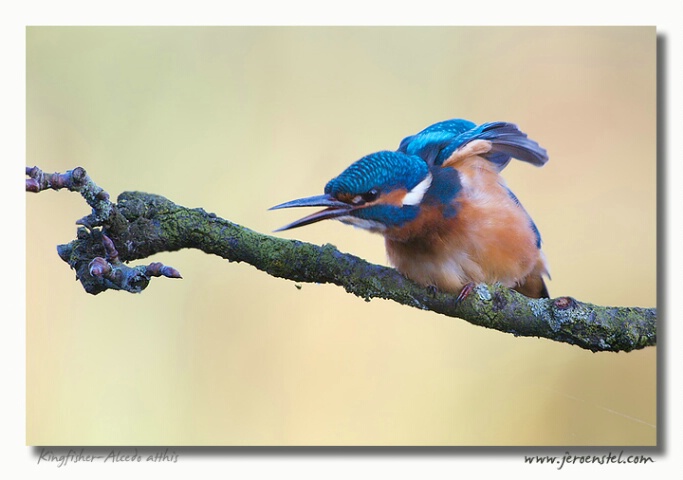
[270,194,353,232]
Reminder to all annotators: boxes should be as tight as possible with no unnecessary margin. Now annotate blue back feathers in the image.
[398,119,476,165]
[321,119,547,230]
[399,119,548,171]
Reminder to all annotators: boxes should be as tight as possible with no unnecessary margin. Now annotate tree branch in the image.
[26,166,656,353]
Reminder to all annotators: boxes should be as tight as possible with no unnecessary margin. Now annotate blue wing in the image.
[399,119,548,171]
[504,185,542,249]
[398,119,476,166]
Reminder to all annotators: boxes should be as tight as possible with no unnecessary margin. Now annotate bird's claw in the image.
[455,282,475,304]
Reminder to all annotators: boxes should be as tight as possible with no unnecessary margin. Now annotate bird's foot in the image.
[455,282,475,304]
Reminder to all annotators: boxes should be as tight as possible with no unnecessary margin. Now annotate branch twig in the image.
[26,166,657,352]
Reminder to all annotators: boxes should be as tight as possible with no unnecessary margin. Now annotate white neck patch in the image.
[402,173,433,206]
[338,215,387,233]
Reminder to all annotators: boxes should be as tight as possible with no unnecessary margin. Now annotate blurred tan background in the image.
[26,27,656,446]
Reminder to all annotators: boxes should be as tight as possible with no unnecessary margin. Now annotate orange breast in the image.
[384,157,545,293]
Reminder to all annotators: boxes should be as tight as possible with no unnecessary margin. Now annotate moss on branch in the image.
[27,166,657,353]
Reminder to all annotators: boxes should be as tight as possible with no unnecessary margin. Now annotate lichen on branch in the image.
[26,166,657,353]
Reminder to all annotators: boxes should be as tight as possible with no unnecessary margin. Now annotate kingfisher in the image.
[271,119,550,299]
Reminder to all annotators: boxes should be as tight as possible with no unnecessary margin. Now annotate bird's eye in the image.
[361,189,380,203]
[349,189,380,205]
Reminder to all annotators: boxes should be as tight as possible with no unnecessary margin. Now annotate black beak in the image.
[270,194,353,232]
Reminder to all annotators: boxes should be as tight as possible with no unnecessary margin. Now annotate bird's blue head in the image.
[271,151,433,233]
